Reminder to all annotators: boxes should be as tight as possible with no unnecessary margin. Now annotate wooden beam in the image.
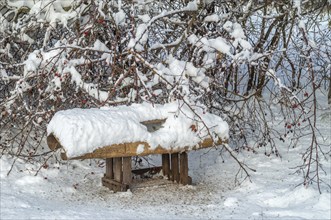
[55,137,226,160]
[122,157,132,185]
[171,153,179,183]
[180,152,189,185]
[162,154,170,179]
[131,166,162,176]
[102,177,129,192]
[140,119,167,132]
[105,158,113,178]
[47,134,62,151]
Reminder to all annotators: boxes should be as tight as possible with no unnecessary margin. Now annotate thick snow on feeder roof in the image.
[47,102,229,158]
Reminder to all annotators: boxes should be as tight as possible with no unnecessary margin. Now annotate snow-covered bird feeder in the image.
[47,102,229,192]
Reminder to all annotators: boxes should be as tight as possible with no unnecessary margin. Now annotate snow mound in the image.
[47,102,229,158]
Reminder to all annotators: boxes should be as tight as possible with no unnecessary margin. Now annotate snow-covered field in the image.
[1,108,330,220]
[1,125,330,219]
[1,1,330,219]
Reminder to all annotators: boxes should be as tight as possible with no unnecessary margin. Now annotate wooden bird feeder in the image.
[47,118,226,192]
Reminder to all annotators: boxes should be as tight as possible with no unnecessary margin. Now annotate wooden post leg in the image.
[105,158,113,178]
[180,152,189,185]
[102,157,131,192]
[162,154,170,179]
[171,153,179,183]
[122,157,132,185]
[113,157,123,183]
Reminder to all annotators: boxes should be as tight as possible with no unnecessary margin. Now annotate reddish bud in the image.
[287,125,292,129]
[304,92,308,97]
[190,125,197,132]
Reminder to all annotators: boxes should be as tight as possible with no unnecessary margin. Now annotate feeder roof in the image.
[47,101,229,159]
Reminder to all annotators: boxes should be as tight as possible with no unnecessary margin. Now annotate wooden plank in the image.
[180,152,189,185]
[113,157,122,182]
[57,138,227,160]
[122,157,132,185]
[105,158,113,178]
[47,134,62,151]
[171,153,179,183]
[140,119,167,132]
[102,177,129,192]
[130,178,173,191]
[132,166,162,176]
[162,154,170,179]
[140,119,167,125]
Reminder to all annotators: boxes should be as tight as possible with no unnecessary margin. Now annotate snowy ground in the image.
[1,110,330,219]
